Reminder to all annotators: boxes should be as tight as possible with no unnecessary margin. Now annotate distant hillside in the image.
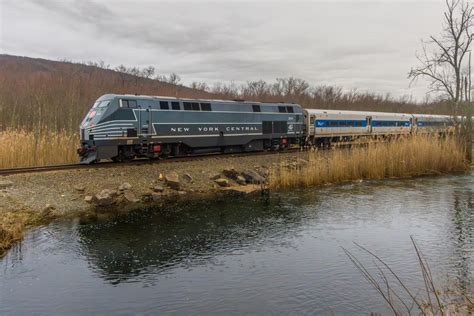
[0,54,450,132]
[0,54,220,131]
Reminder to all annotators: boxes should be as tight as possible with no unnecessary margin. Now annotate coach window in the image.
[278,106,287,113]
[160,101,169,110]
[183,102,193,110]
[171,101,180,110]
[348,121,354,127]
[121,100,129,108]
[191,102,200,111]
[252,105,261,112]
[338,121,345,127]
[200,103,212,111]
[330,121,337,127]
[286,106,294,113]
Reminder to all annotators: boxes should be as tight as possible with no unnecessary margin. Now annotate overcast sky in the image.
[0,0,445,100]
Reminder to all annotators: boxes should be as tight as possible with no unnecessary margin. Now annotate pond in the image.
[1,174,473,314]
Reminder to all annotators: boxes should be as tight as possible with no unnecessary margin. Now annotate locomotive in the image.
[78,94,304,163]
[78,94,453,164]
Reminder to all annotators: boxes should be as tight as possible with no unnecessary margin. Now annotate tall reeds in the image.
[270,135,468,189]
[0,129,78,168]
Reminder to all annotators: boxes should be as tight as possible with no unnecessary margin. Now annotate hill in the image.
[0,54,219,131]
[0,54,450,133]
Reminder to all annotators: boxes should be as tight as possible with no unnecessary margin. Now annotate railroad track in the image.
[0,148,302,176]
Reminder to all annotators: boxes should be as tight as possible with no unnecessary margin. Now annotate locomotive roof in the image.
[99,93,299,106]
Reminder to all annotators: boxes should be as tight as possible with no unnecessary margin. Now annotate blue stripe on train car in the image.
[315,120,367,128]
[417,121,449,127]
[372,120,411,127]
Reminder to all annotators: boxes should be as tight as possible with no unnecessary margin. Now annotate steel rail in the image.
[0,148,302,176]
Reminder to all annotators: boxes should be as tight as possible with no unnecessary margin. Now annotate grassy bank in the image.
[0,210,41,257]
[0,129,78,168]
[270,135,468,189]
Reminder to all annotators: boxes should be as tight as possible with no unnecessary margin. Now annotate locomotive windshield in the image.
[92,100,110,109]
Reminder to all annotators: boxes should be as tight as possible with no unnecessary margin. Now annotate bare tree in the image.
[409,0,474,160]
[141,66,155,79]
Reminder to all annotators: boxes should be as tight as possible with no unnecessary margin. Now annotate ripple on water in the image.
[0,174,473,315]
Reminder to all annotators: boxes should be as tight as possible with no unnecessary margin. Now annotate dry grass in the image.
[0,211,38,257]
[270,135,468,189]
[0,129,78,168]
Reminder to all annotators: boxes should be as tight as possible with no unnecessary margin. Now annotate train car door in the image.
[137,105,152,136]
[366,116,372,133]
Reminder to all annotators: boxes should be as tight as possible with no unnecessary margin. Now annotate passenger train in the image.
[78,94,454,163]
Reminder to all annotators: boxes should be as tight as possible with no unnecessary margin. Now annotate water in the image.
[1,174,473,315]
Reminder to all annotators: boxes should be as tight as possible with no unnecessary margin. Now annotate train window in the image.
[330,121,337,127]
[171,102,180,110]
[278,106,287,113]
[121,100,129,108]
[252,105,261,112]
[348,121,354,127]
[338,121,345,127]
[160,101,169,110]
[192,102,200,111]
[200,103,212,111]
[286,106,294,113]
[183,102,193,110]
[129,100,137,108]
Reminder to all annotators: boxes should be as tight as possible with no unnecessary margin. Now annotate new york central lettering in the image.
[169,125,259,133]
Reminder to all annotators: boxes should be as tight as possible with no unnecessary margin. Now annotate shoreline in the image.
[0,135,469,257]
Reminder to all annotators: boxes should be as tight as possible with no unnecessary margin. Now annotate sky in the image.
[0,0,446,100]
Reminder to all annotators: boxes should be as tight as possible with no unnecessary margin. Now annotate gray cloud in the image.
[1,0,444,99]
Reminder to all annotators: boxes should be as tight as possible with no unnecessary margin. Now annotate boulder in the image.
[151,192,161,202]
[209,173,221,180]
[0,180,13,189]
[236,175,247,185]
[73,185,85,192]
[165,172,180,190]
[215,178,230,187]
[94,189,115,206]
[40,204,57,218]
[183,173,194,183]
[153,185,164,193]
[241,170,266,184]
[119,182,132,191]
[222,168,239,180]
[123,190,139,203]
[84,195,93,203]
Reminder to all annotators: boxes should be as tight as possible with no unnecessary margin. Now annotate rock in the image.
[151,192,161,202]
[153,185,164,193]
[178,191,187,195]
[222,168,239,180]
[241,170,266,184]
[183,173,193,182]
[40,204,57,218]
[165,172,180,190]
[0,180,13,189]
[209,173,221,180]
[119,182,132,191]
[223,185,261,195]
[73,185,85,192]
[236,175,247,185]
[123,190,139,203]
[158,173,164,181]
[215,178,230,187]
[84,195,93,203]
[94,189,115,206]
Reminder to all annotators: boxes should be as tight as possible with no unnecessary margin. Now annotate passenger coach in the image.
[78,94,304,163]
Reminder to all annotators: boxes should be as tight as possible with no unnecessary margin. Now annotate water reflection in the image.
[77,196,318,284]
[1,175,473,315]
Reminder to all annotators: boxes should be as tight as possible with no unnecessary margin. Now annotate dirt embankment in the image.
[0,152,308,256]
